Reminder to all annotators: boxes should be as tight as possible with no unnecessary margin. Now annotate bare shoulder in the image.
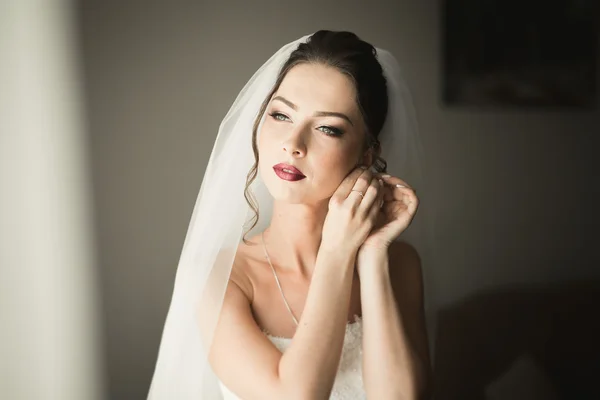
[208,233,286,398]
[228,239,257,302]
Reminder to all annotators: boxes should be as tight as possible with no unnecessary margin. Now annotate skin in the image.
[256,62,373,279]
[209,62,430,399]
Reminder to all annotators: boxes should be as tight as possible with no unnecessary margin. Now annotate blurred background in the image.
[2,0,598,399]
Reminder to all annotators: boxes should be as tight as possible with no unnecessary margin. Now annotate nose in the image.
[281,126,308,157]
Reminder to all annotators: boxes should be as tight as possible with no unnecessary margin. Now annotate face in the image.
[258,63,369,205]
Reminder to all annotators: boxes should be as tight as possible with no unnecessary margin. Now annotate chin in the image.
[265,181,308,204]
[260,168,334,206]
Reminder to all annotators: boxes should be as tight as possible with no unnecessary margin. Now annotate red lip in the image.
[273,163,306,181]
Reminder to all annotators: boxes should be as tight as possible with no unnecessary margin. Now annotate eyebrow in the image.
[272,95,354,127]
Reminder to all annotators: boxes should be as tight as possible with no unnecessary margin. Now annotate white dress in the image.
[218,315,366,399]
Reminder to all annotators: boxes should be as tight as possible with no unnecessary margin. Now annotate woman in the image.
[148,30,433,400]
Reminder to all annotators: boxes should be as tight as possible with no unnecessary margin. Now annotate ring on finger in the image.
[350,189,365,198]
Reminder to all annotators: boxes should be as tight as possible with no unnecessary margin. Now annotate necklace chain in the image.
[261,231,299,326]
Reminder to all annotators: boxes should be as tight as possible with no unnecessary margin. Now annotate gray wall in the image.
[77,1,599,399]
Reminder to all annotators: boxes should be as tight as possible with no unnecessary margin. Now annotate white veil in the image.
[147,32,437,399]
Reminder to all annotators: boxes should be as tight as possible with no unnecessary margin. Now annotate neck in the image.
[262,199,329,279]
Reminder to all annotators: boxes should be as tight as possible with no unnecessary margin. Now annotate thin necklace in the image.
[261,231,299,326]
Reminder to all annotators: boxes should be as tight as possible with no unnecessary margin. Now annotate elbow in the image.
[281,384,332,400]
[278,377,334,400]
[280,388,330,400]
[278,363,333,400]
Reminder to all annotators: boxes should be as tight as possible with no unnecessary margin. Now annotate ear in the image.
[359,149,374,168]
[359,142,381,168]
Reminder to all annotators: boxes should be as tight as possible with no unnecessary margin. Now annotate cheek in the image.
[257,127,275,167]
[258,122,278,154]
[257,126,281,186]
[256,121,363,199]
[312,148,360,194]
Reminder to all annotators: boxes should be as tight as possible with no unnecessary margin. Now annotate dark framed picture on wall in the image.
[442,0,598,108]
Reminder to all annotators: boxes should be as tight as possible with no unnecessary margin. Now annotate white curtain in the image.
[0,1,104,399]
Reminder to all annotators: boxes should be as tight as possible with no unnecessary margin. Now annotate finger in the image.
[377,180,387,209]
[382,184,395,202]
[383,187,411,203]
[347,169,373,200]
[406,191,420,216]
[377,174,413,189]
[379,184,387,209]
[384,195,419,222]
[366,178,385,221]
[331,166,368,202]
[358,176,381,212]
[379,175,416,199]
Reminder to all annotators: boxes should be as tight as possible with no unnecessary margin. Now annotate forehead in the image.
[275,63,358,113]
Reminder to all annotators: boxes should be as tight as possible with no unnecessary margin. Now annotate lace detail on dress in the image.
[263,314,366,399]
[219,315,366,399]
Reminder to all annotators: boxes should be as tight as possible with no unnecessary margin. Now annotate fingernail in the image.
[378,179,384,186]
[381,174,391,178]
[359,165,368,170]
[396,184,407,188]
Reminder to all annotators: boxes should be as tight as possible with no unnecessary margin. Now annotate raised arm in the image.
[209,248,356,400]
[209,167,384,399]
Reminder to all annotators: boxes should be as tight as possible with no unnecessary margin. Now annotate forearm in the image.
[359,253,425,399]
[278,248,356,399]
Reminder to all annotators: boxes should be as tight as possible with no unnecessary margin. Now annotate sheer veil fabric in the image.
[147,33,437,399]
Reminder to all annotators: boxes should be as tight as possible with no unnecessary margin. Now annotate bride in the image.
[148,30,433,399]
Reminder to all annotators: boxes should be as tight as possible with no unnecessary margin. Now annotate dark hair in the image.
[243,30,389,242]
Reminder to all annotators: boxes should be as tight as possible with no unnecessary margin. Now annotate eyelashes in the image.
[269,111,289,122]
[267,111,344,137]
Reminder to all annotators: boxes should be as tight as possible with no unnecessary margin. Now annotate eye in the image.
[318,126,343,137]
[269,112,290,122]
[269,111,343,137]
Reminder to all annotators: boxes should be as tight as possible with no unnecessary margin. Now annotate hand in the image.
[359,174,419,252]
[320,166,386,255]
